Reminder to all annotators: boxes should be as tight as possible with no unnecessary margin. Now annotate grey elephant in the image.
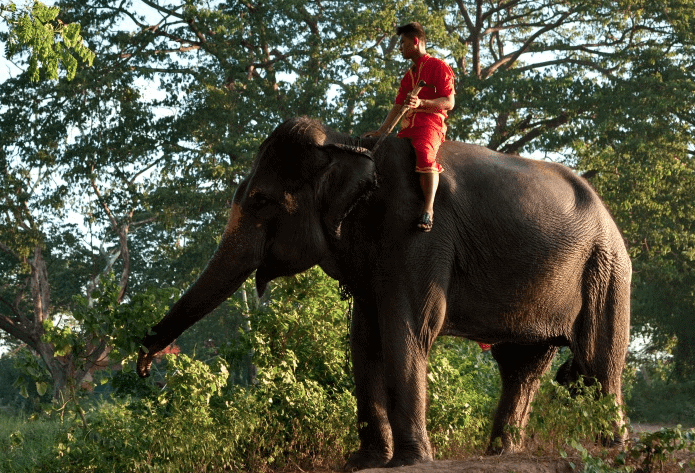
[137,116,631,470]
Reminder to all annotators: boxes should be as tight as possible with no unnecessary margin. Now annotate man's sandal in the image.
[417,212,433,232]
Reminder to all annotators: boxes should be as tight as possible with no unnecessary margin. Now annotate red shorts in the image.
[398,126,444,174]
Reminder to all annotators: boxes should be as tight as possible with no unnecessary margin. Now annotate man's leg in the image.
[418,172,438,232]
[411,131,444,232]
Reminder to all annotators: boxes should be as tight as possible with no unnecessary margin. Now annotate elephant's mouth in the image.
[255,267,271,298]
[255,258,318,298]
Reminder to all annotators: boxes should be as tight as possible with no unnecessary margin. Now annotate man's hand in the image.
[404,92,421,109]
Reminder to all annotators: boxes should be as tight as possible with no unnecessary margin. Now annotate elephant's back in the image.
[436,139,626,275]
[439,140,604,222]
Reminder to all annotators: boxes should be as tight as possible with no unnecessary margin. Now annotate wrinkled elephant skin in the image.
[137,117,631,470]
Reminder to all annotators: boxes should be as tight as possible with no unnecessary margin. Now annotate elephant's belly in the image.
[441,288,581,345]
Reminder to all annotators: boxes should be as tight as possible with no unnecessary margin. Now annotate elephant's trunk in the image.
[137,203,261,377]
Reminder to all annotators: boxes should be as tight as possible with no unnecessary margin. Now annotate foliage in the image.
[223,268,359,469]
[0,411,65,473]
[1,1,94,81]
[47,269,357,472]
[528,377,623,454]
[561,426,695,473]
[234,268,354,392]
[628,377,695,426]
[628,426,695,473]
[426,337,499,457]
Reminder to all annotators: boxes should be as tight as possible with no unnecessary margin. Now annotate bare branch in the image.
[514,58,619,80]
[186,18,208,44]
[131,216,158,228]
[481,8,576,79]
[119,44,202,59]
[500,112,570,154]
[128,65,198,75]
[454,0,476,33]
[90,177,119,234]
[138,0,185,20]
[88,177,131,303]
[0,310,36,348]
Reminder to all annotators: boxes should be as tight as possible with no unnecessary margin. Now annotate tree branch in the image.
[514,58,619,80]
[500,112,570,154]
[481,8,576,79]
[0,311,36,348]
[0,241,17,258]
[138,0,185,20]
[29,245,50,338]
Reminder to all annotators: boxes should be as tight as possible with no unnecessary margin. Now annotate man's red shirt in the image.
[395,54,455,136]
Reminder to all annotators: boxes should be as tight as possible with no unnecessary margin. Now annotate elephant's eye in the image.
[254,195,270,206]
[249,192,279,217]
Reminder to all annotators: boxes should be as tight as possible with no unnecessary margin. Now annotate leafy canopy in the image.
[1,1,94,81]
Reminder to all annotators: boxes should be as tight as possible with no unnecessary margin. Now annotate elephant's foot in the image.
[385,452,433,468]
[599,430,626,449]
[486,437,523,455]
[343,449,391,472]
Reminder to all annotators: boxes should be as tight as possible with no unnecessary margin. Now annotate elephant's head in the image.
[137,117,376,377]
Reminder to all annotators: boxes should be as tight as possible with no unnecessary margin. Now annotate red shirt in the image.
[395,54,455,135]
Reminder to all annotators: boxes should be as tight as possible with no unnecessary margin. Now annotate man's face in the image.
[399,34,418,60]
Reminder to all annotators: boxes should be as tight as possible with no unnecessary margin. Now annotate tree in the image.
[1,0,694,402]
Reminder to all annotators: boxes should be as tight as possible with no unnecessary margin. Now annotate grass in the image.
[0,410,64,473]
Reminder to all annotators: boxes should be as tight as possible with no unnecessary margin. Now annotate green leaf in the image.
[36,381,48,396]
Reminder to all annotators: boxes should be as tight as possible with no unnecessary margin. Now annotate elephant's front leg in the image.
[382,336,433,468]
[344,303,393,471]
[373,295,436,468]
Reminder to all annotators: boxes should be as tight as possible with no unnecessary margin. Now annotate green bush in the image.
[526,377,622,454]
[427,337,499,457]
[50,268,358,472]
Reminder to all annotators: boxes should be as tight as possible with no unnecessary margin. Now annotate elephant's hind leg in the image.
[573,253,631,447]
[487,343,558,454]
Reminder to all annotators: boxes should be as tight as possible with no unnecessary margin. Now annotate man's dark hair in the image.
[396,22,426,43]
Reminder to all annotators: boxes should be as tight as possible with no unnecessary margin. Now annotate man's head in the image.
[397,22,426,61]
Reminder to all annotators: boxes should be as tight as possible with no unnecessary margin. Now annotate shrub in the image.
[427,337,499,457]
[51,268,358,472]
[526,376,622,455]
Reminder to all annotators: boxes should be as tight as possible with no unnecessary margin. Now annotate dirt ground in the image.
[293,424,695,473]
[359,455,575,473]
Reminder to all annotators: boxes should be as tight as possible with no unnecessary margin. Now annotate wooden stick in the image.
[372,80,427,153]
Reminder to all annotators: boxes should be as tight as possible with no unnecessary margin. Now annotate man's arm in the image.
[363,92,454,137]
[406,93,455,112]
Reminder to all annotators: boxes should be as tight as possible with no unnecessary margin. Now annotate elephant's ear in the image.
[317,143,377,238]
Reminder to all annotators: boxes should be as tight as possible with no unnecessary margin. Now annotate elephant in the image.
[137,116,631,470]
